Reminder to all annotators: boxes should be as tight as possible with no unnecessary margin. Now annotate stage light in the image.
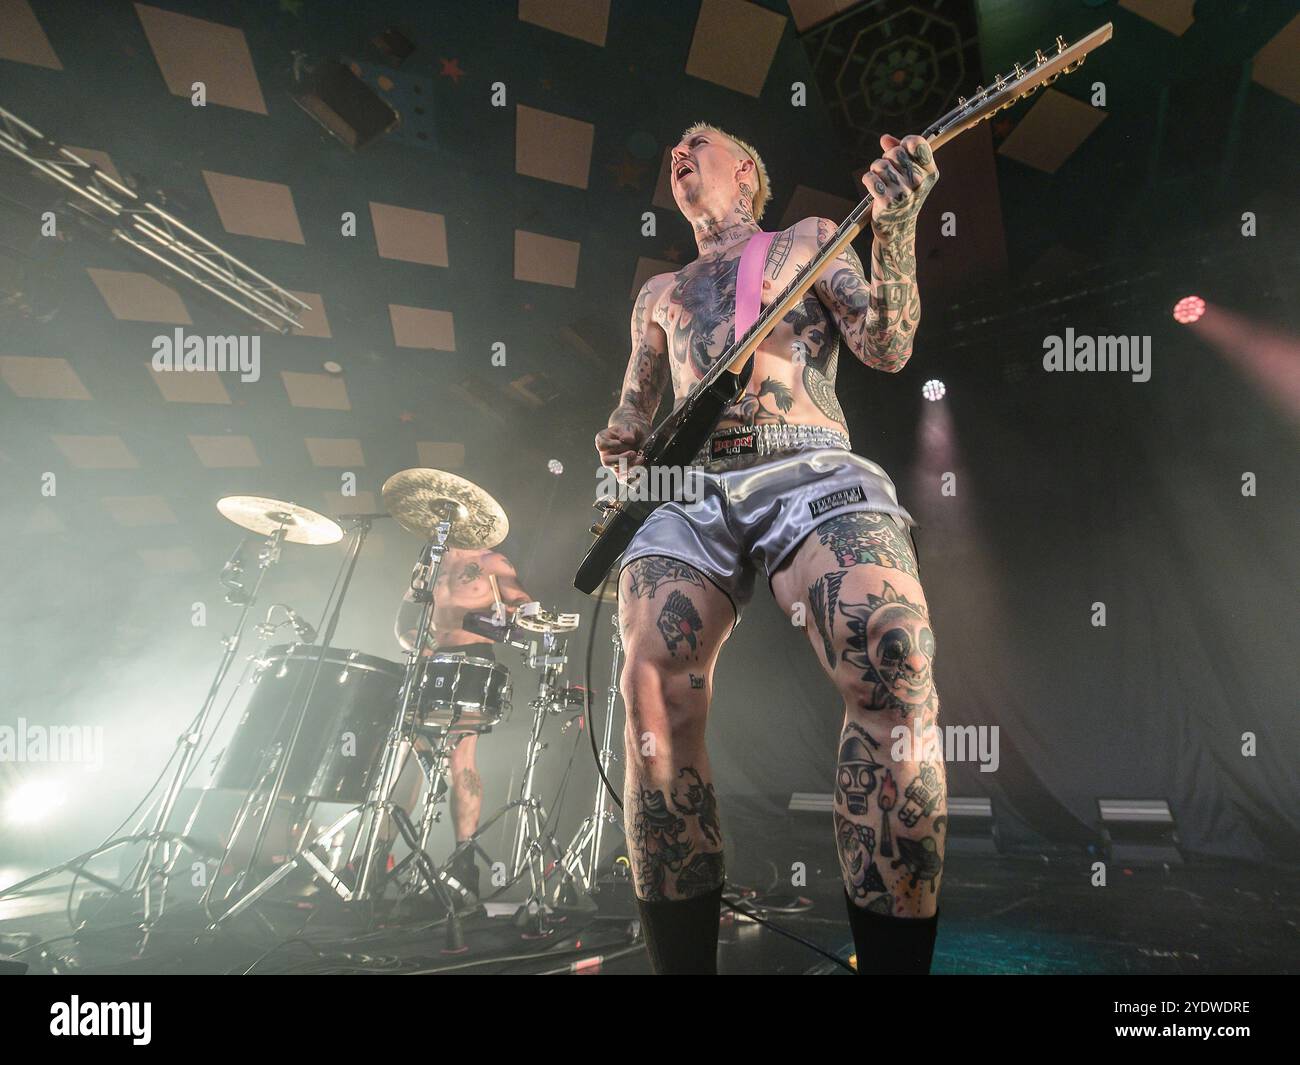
[922,379,946,401]
[4,778,66,826]
[547,459,564,476]
[1173,295,1205,323]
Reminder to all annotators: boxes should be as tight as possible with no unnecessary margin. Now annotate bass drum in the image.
[211,645,402,804]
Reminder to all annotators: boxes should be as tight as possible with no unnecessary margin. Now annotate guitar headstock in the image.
[923,22,1113,149]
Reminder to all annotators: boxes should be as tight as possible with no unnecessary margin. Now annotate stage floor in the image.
[2,848,1294,975]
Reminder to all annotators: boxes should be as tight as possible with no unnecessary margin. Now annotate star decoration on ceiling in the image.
[607,154,648,191]
[439,58,465,85]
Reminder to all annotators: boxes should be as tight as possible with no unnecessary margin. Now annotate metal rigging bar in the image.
[0,105,309,333]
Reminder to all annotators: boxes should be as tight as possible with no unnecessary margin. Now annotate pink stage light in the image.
[1173,295,1206,324]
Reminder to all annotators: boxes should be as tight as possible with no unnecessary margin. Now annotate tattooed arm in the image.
[811,134,937,373]
[595,275,671,469]
[482,552,533,607]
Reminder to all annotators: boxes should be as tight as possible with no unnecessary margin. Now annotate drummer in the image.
[389,546,533,898]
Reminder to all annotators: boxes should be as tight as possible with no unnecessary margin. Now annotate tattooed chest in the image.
[656,251,846,427]
[716,295,847,427]
[656,256,741,381]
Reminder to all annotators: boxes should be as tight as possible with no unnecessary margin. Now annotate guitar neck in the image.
[699,21,1113,389]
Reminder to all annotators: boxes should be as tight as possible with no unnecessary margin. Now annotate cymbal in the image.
[381,468,508,549]
[216,496,343,545]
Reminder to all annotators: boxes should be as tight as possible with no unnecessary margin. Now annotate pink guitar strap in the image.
[735,230,774,340]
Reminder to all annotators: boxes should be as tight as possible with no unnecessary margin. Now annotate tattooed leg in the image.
[447,733,481,842]
[619,556,733,900]
[772,514,946,918]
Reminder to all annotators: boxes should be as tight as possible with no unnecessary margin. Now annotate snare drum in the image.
[415,653,511,733]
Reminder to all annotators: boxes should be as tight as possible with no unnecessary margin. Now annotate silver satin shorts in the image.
[620,443,915,622]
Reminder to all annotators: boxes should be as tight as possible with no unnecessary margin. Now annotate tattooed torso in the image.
[397,548,512,651]
[644,222,848,433]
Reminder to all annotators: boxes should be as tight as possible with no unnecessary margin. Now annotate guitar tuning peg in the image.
[1014,62,1024,78]
[1055,35,1066,53]
[1035,49,1047,64]
[958,96,966,107]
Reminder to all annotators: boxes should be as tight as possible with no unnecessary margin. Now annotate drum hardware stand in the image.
[205,516,379,930]
[384,732,490,923]
[505,627,586,936]
[548,612,627,906]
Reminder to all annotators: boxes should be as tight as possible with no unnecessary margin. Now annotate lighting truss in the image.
[0,105,309,333]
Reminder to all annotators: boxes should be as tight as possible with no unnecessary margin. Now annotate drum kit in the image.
[122,467,626,943]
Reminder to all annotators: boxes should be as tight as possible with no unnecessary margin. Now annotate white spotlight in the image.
[922,379,946,401]
[5,778,66,826]
[547,459,564,476]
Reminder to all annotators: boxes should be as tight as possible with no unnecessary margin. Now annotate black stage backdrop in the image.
[699,291,1299,867]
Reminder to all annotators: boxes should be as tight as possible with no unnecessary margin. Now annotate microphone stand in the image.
[133,526,284,928]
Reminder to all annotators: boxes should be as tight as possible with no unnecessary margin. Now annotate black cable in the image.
[580,570,855,975]
[583,573,622,812]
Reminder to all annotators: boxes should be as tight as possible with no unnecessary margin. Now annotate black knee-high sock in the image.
[637,886,723,974]
[844,893,939,975]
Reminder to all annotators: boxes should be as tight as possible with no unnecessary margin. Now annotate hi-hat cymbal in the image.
[381,468,508,549]
[216,496,343,545]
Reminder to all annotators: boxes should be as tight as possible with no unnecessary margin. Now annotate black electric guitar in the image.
[574,23,1113,595]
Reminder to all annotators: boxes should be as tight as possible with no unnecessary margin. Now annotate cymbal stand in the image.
[206,517,374,929]
[352,510,457,904]
[136,525,285,925]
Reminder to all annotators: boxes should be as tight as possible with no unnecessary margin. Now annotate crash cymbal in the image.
[381,468,508,549]
[216,496,343,545]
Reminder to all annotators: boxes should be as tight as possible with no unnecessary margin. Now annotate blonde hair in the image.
[681,122,770,223]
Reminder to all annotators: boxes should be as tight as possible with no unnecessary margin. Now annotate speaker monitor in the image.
[293,60,399,150]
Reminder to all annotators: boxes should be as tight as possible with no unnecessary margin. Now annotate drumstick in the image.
[488,574,505,622]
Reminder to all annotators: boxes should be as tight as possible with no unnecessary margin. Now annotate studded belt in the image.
[693,423,853,472]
